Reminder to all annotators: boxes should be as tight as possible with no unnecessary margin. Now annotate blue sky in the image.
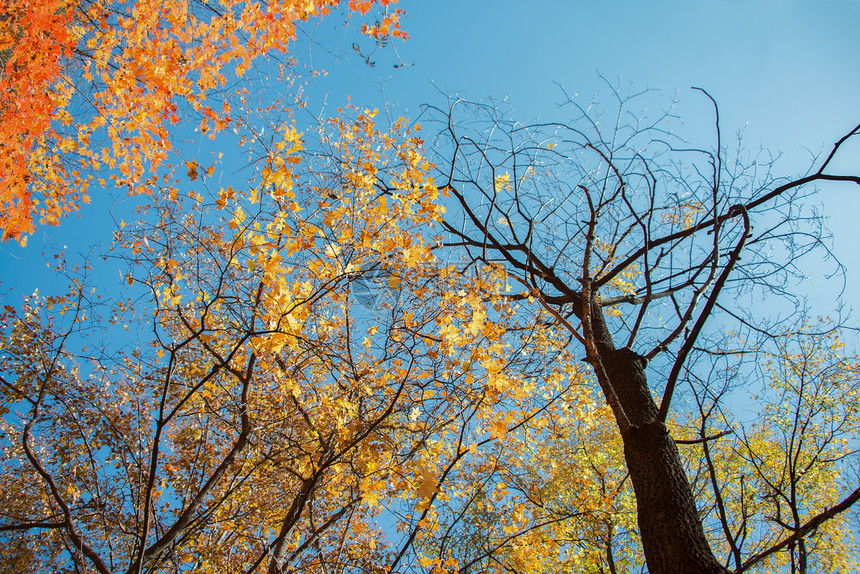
[307,0,860,308]
[2,0,859,311]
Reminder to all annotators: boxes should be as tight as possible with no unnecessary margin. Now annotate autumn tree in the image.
[0,71,595,574]
[685,324,860,573]
[415,88,860,573]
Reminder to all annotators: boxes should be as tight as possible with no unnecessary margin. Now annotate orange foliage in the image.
[0,0,78,241]
[0,0,405,243]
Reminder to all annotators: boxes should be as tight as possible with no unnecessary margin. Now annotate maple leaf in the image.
[416,464,438,500]
[489,420,507,441]
[185,160,198,181]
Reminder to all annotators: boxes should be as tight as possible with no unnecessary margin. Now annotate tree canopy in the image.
[1,2,859,574]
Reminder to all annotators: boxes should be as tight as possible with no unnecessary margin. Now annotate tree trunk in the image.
[590,310,731,574]
[623,418,730,573]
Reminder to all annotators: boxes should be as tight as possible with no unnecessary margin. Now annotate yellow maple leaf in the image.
[489,420,507,441]
[416,464,438,500]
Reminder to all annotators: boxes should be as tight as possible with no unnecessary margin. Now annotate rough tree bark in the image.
[586,309,731,574]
